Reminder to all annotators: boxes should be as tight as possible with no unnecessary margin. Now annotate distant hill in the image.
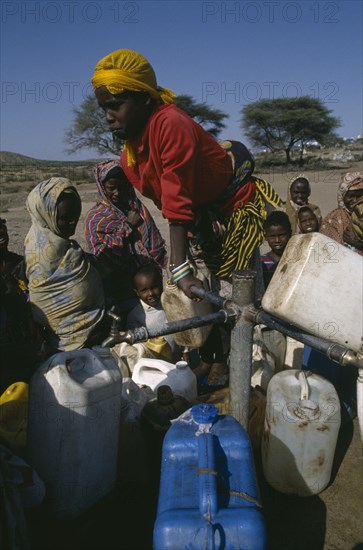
[0,151,98,166]
[1,151,44,165]
[0,152,101,188]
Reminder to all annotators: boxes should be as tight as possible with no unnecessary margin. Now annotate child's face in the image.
[298,209,319,233]
[134,272,162,307]
[266,224,291,256]
[291,179,310,205]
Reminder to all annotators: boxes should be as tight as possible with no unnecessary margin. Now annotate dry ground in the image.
[1,158,362,550]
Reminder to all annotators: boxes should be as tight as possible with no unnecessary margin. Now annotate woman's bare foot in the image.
[206,362,229,387]
[193,361,212,380]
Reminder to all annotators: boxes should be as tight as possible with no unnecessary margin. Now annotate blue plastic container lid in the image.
[191,404,219,424]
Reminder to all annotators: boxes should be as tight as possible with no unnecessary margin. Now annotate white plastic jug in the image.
[27,348,122,519]
[262,233,363,353]
[120,378,156,422]
[261,369,341,496]
[132,358,197,402]
[161,279,213,348]
[91,345,120,371]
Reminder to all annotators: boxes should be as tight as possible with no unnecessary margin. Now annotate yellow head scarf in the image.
[92,49,176,166]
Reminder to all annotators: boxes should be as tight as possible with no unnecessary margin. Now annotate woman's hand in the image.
[177,273,204,300]
[127,210,141,227]
[343,226,363,250]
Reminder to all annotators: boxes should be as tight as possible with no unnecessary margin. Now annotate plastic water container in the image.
[91,345,120,371]
[0,382,28,451]
[132,358,197,402]
[261,369,341,496]
[262,233,363,353]
[120,377,156,422]
[141,385,191,432]
[27,348,122,519]
[153,404,267,550]
[161,279,213,348]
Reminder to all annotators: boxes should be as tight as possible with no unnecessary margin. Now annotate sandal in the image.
[205,362,229,388]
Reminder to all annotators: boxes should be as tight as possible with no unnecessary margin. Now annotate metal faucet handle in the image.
[107,307,122,324]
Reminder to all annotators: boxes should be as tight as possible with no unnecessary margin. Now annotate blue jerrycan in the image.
[153,404,267,550]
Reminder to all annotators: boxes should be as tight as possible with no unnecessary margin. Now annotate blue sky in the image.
[1,0,362,160]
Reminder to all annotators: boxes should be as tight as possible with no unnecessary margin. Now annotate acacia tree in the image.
[173,95,227,137]
[241,97,341,165]
[65,94,228,156]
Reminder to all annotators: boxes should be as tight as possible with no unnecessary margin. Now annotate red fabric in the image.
[121,104,233,223]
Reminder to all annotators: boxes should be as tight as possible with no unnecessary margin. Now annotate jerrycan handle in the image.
[192,405,219,521]
[134,358,174,376]
[197,433,218,520]
[297,370,320,419]
[298,371,310,401]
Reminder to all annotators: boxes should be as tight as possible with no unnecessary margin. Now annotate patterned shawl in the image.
[321,172,363,251]
[84,159,167,272]
[25,178,105,351]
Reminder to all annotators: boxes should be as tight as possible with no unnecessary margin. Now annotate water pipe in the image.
[102,309,231,348]
[243,306,362,369]
[228,270,256,429]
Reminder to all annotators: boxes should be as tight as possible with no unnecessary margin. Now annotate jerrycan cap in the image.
[176,361,188,369]
[191,404,219,424]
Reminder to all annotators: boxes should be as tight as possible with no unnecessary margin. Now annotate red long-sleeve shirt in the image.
[121,104,233,223]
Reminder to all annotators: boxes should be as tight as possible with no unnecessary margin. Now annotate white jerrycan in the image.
[262,233,363,354]
[132,358,197,402]
[27,348,122,519]
[261,369,341,496]
[161,277,213,348]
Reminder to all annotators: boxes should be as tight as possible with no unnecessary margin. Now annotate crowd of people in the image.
[1,47,362,401]
[2,47,363,399]
[1,48,363,541]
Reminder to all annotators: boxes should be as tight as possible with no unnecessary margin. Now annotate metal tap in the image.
[101,308,150,348]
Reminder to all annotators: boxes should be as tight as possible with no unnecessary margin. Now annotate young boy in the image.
[297,206,320,234]
[126,264,177,361]
[257,211,294,373]
[261,211,292,290]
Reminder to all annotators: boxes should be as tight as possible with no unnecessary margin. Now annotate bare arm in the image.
[169,224,204,299]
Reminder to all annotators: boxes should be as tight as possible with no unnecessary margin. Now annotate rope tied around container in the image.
[196,468,263,508]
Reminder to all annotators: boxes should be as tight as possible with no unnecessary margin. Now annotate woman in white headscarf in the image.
[25,177,106,351]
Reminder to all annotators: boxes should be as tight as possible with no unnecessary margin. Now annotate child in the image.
[126,264,178,362]
[286,175,322,234]
[258,211,294,373]
[261,211,292,290]
[297,206,320,234]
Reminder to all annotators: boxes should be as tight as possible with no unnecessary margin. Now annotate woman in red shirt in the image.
[92,49,282,384]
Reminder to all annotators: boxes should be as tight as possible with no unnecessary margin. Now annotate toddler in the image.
[126,264,177,361]
[297,206,320,234]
